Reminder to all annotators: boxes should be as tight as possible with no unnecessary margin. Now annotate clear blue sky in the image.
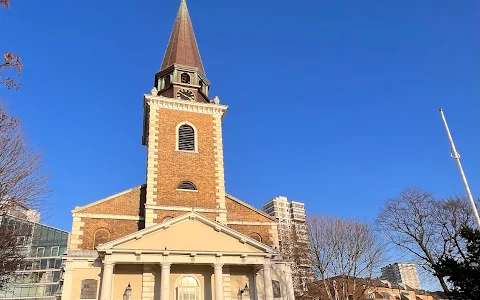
[1,0,478,238]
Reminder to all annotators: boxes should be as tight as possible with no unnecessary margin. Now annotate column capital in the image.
[103,261,115,268]
[161,262,172,269]
[213,263,224,269]
[263,263,272,271]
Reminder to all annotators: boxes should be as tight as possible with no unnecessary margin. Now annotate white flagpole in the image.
[439,108,480,228]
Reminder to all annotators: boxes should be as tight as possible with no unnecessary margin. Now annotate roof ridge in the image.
[72,184,146,213]
[97,211,277,253]
[225,193,276,221]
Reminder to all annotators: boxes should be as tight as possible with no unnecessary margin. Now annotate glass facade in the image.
[0,215,69,300]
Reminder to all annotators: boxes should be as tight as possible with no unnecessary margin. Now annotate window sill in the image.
[175,149,199,154]
[176,189,198,193]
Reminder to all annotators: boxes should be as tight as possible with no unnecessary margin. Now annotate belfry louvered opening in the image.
[178,124,195,151]
[177,181,197,191]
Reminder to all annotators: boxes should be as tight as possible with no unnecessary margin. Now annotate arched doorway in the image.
[176,276,200,300]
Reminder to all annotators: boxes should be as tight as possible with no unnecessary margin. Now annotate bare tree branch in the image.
[308,216,384,300]
[0,108,50,288]
[1,2,23,90]
[375,187,476,294]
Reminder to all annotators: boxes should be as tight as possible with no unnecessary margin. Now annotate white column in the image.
[100,261,115,300]
[160,263,171,300]
[284,264,295,300]
[263,264,273,300]
[60,268,74,300]
[214,263,225,300]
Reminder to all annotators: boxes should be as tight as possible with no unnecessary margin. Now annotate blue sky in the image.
[1,0,479,283]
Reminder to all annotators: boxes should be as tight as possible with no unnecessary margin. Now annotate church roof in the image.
[96,211,277,254]
[161,0,205,75]
[225,193,277,221]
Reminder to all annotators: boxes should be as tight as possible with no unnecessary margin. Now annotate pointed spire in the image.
[161,0,205,75]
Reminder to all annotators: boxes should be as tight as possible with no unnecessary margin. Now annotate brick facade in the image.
[225,196,273,222]
[154,109,217,209]
[228,224,273,246]
[155,210,217,222]
[79,218,140,250]
[69,99,280,252]
[76,185,145,216]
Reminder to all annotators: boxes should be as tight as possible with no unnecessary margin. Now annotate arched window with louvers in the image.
[176,122,197,152]
[177,181,197,191]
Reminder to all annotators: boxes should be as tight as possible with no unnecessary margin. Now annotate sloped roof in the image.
[160,0,205,75]
[97,211,276,254]
[226,193,277,221]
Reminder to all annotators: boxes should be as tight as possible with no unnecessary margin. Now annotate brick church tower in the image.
[63,2,296,300]
[142,0,228,227]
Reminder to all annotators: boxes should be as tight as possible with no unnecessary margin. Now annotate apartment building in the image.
[263,196,313,296]
[381,262,422,290]
[0,208,69,300]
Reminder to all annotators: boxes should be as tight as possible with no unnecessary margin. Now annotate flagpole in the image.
[439,108,480,228]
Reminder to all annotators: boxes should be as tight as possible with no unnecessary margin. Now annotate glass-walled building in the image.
[0,214,69,300]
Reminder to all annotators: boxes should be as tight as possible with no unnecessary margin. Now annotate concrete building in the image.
[61,1,296,300]
[263,197,313,296]
[381,262,421,290]
[0,209,69,299]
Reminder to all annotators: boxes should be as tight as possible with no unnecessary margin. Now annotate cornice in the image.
[144,95,228,118]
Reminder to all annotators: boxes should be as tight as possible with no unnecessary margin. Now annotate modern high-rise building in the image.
[263,197,313,296]
[380,262,421,290]
[0,208,69,300]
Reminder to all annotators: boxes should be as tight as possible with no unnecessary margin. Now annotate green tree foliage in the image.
[434,226,480,300]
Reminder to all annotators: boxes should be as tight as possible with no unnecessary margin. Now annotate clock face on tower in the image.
[176,89,195,101]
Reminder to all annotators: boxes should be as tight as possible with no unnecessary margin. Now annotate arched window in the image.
[164,75,171,88]
[176,276,200,300]
[181,73,191,84]
[177,181,197,191]
[177,123,196,152]
[249,232,262,242]
[93,228,110,249]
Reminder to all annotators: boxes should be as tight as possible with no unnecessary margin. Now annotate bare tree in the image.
[1,0,23,90]
[279,221,314,296]
[308,216,384,300]
[0,108,50,212]
[375,187,476,294]
[0,215,34,289]
[0,108,49,288]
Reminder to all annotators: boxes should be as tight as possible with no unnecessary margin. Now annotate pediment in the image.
[97,212,275,254]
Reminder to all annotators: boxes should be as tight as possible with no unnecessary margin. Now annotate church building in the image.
[61,1,296,300]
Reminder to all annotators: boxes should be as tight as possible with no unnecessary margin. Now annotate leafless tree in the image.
[0,108,49,287]
[278,222,314,296]
[1,0,23,90]
[308,216,384,300]
[0,215,34,289]
[0,108,50,212]
[375,187,476,294]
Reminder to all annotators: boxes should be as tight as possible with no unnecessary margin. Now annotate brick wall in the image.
[155,210,217,222]
[228,224,273,246]
[154,109,217,209]
[79,218,139,250]
[225,197,273,222]
[77,186,145,216]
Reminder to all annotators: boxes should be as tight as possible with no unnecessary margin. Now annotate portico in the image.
[84,212,294,300]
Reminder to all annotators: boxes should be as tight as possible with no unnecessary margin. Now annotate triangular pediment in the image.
[97,212,275,254]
